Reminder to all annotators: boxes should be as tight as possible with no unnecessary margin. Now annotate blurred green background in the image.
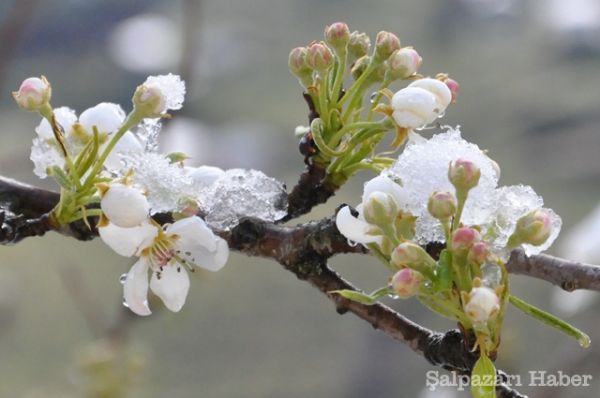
[1,0,600,397]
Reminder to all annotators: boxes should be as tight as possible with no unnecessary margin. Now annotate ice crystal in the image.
[144,74,185,111]
[123,152,193,214]
[389,127,499,244]
[198,169,288,229]
[30,138,64,178]
[136,118,161,153]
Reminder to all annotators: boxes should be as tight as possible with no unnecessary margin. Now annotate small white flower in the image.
[336,175,407,245]
[100,183,150,228]
[13,76,51,111]
[100,216,229,315]
[463,286,500,325]
[391,87,438,129]
[408,78,452,113]
[79,102,126,135]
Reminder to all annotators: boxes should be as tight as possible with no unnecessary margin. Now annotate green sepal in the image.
[331,286,390,305]
[435,249,453,291]
[509,294,591,348]
[48,166,74,190]
[471,354,496,398]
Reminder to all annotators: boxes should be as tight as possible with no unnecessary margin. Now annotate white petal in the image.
[150,264,190,312]
[123,259,151,316]
[335,206,382,244]
[79,102,125,135]
[35,106,77,139]
[408,78,452,111]
[99,222,158,257]
[391,87,437,128]
[166,216,217,252]
[362,175,408,209]
[181,236,229,271]
[186,165,225,188]
[104,131,143,171]
[101,183,150,228]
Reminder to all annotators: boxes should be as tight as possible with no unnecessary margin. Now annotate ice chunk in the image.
[122,152,193,214]
[143,74,185,111]
[30,138,64,179]
[136,118,161,153]
[389,127,499,244]
[199,169,288,229]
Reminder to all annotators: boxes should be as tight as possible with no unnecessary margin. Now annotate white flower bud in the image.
[408,78,452,113]
[100,183,150,228]
[363,191,398,226]
[391,87,438,129]
[464,287,500,325]
[13,76,51,111]
[79,102,126,135]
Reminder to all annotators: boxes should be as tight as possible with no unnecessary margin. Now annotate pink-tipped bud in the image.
[13,76,51,112]
[445,78,460,103]
[451,227,481,252]
[467,242,489,265]
[448,158,481,191]
[132,83,167,117]
[351,55,371,80]
[513,208,553,246]
[391,242,436,272]
[363,191,398,226]
[463,287,500,324]
[374,31,401,61]
[427,191,456,220]
[390,268,423,298]
[288,47,310,75]
[348,31,371,60]
[388,47,422,79]
[306,42,334,72]
[325,22,350,50]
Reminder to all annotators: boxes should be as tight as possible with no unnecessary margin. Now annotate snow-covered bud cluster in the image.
[390,268,423,298]
[13,76,51,112]
[463,287,500,325]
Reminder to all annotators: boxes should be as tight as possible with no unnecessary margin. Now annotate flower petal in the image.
[79,102,125,135]
[99,221,158,257]
[123,259,151,316]
[166,216,217,252]
[150,264,190,312]
[335,206,382,244]
[362,175,408,209]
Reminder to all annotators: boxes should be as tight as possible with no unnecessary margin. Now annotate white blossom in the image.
[100,183,150,228]
[463,286,500,325]
[79,102,126,135]
[391,87,438,129]
[100,216,229,315]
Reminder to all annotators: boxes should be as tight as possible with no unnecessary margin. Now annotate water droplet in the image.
[437,111,446,119]
[481,262,502,288]
[388,293,400,299]
[122,299,129,308]
[348,239,358,247]
[369,92,379,104]
[119,273,128,284]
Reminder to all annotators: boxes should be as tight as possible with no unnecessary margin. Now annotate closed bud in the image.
[409,78,452,114]
[391,242,436,274]
[427,191,456,220]
[448,158,481,191]
[451,227,481,252]
[374,31,401,61]
[512,209,553,246]
[348,31,371,60]
[100,183,150,228]
[363,191,398,226]
[325,22,350,51]
[390,268,423,298]
[391,86,438,129]
[288,47,311,76]
[463,287,500,324]
[13,76,51,112]
[306,42,334,72]
[351,55,371,80]
[132,83,167,118]
[467,242,489,265]
[445,78,460,103]
[388,48,422,79]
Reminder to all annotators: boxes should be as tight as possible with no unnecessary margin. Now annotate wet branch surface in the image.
[2,176,598,397]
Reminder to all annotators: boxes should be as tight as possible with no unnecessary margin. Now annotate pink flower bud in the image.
[467,242,489,265]
[306,42,334,72]
[391,242,436,271]
[348,31,371,60]
[351,55,370,80]
[13,76,51,111]
[463,287,500,324]
[427,191,456,220]
[288,47,310,76]
[374,31,401,61]
[513,209,553,246]
[325,22,350,50]
[448,158,481,191]
[451,227,481,252]
[388,48,422,79]
[390,268,423,298]
[445,78,460,103]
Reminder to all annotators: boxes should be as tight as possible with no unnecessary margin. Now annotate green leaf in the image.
[331,287,390,305]
[436,249,453,291]
[471,354,496,398]
[509,295,591,348]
